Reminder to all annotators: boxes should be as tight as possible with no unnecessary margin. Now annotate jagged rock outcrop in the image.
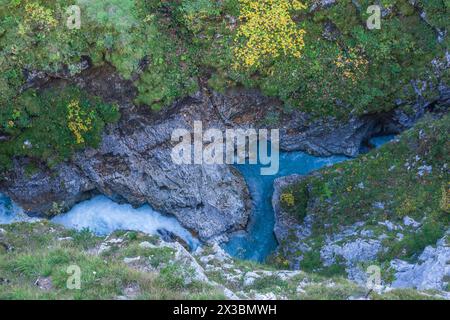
[272,175,313,268]
[391,231,450,293]
[1,62,447,242]
[272,173,450,296]
[210,89,384,157]
[1,105,252,241]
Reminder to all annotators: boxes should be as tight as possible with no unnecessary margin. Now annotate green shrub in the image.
[281,181,309,222]
[157,264,186,290]
[0,86,119,171]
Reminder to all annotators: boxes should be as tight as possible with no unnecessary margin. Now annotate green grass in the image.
[0,222,442,300]
[369,289,443,300]
[275,113,450,267]
[0,222,220,300]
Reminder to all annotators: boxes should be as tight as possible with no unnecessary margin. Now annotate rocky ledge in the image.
[1,221,445,300]
[272,174,449,297]
[0,64,447,242]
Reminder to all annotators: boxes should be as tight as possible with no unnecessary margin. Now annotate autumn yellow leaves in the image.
[19,2,58,35]
[233,0,307,69]
[67,100,94,145]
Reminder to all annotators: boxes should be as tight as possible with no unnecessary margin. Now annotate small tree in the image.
[234,0,307,69]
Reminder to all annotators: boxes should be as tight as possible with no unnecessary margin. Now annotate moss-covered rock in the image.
[273,113,449,294]
[1,221,442,300]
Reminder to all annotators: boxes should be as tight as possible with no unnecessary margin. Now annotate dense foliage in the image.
[233,0,307,69]
[0,86,119,171]
[1,0,447,111]
[0,0,448,169]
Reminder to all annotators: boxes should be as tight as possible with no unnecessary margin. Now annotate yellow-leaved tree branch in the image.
[234,0,307,69]
[67,100,94,145]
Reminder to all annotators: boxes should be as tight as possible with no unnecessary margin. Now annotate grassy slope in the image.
[0,221,225,300]
[0,0,448,300]
[276,113,449,275]
[0,221,440,300]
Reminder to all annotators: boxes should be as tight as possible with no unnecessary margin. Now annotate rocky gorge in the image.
[1,61,448,242]
[0,61,449,298]
[271,110,449,296]
[0,0,449,300]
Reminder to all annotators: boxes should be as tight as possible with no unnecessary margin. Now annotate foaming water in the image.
[52,196,199,249]
[0,193,198,250]
[0,194,38,224]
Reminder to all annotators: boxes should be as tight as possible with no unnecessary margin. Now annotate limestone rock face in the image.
[272,174,314,269]
[391,232,450,293]
[272,171,450,296]
[1,98,252,241]
[1,64,443,242]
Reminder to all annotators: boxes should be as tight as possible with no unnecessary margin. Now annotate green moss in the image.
[278,114,450,266]
[298,250,347,277]
[281,180,309,222]
[380,218,447,262]
[370,289,443,300]
[70,228,102,250]
[0,86,119,171]
[300,281,366,300]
